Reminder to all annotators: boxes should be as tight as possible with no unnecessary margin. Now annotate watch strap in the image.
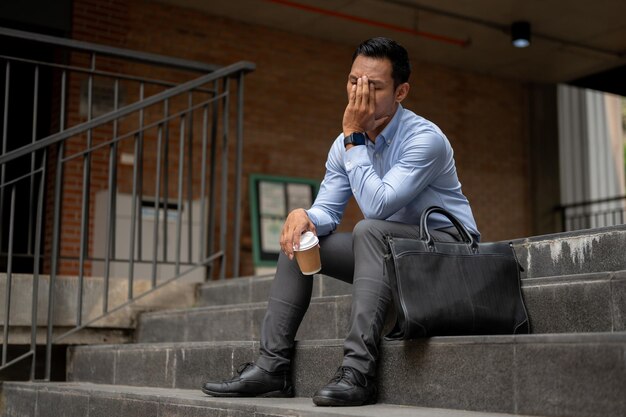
[344,132,367,147]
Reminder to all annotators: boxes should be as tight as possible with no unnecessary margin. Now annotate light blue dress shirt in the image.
[306,105,480,239]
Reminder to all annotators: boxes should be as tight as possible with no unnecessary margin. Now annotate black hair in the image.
[352,37,411,89]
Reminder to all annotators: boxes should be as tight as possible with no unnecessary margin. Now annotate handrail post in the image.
[0,61,10,257]
[163,99,170,263]
[2,187,16,366]
[30,153,46,379]
[233,72,245,278]
[27,66,39,255]
[45,140,64,381]
[199,105,208,267]
[219,77,230,280]
[175,115,186,276]
[186,93,194,265]
[151,125,163,287]
[206,81,219,281]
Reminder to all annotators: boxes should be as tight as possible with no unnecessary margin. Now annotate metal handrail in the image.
[0,29,255,381]
[556,194,626,210]
[0,27,219,73]
[0,60,255,165]
[556,195,626,231]
[0,53,219,92]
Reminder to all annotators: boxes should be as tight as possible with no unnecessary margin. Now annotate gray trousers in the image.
[256,219,460,378]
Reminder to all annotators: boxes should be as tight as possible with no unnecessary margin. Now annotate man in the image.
[201,37,479,406]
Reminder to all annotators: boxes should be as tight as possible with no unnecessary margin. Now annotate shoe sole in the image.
[201,387,294,398]
[312,394,377,407]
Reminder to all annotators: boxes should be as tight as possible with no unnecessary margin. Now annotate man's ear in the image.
[395,83,410,103]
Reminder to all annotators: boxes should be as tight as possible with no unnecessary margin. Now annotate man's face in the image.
[346,55,399,122]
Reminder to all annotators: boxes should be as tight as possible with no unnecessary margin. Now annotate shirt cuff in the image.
[305,207,334,236]
[305,208,320,228]
[343,145,370,172]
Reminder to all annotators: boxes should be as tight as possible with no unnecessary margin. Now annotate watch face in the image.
[344,132,367,147]
[353,132,367,145]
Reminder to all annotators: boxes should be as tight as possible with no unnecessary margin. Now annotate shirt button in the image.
[375,153,381,159]
[352,188,356,193]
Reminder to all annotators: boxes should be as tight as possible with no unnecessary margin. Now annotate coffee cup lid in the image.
[296,231,319,251]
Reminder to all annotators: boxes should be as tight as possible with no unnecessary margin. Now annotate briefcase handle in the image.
[419,206,477,250]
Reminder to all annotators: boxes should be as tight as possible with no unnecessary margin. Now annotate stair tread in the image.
[3,382,536,417]
[77,331,626,352]
[143,294,350,317]
[65,332,626,416]
[197,269,626,290]
[151,268,626,317]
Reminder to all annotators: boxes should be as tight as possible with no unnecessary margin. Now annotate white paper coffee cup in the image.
[294,231,321,275]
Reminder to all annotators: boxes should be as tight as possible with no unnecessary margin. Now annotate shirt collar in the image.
[375,104,403,148]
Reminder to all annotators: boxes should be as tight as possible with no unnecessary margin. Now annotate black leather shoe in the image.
[201,362,293,398]
[312,366,377,406]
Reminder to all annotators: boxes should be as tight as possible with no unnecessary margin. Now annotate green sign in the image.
[249,174,319,267]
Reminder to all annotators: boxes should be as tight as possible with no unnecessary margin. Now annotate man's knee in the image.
[276,250,300,275]
[352,219,387,242]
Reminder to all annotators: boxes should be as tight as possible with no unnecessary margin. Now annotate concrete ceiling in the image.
[158,0,626,87]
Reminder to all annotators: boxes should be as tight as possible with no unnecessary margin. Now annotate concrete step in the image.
[137,270,626,343]
[196,274,352,307]
[522,270,625,333]
[195,225,626,308]
[512,224,626,279]
[66,332,626,417]
[0,383,535,417]
[0,274,196,344]
[137,294,354,343]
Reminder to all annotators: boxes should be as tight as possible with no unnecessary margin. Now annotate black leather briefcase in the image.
[384,207,529,340]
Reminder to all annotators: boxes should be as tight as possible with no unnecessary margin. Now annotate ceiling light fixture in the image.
[388,0,619,57]
[511,21,531,48]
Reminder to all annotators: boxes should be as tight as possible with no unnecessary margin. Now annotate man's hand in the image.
[280,209,317,260]
[342,75,389,137]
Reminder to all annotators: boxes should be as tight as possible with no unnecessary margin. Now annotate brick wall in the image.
[61,0,531,277]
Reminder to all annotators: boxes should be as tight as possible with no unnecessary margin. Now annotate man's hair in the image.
[352,37,411,89]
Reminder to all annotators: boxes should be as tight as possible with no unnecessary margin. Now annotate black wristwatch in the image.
[344,132,368,148]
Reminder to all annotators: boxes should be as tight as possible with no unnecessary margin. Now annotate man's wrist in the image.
[344,131,368,148]
[295,208,308,217]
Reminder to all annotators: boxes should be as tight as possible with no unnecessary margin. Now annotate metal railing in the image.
[557,195,626,231]
[0,27,255,380]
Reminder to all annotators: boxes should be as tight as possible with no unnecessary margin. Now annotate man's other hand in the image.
[280,209,317,260]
